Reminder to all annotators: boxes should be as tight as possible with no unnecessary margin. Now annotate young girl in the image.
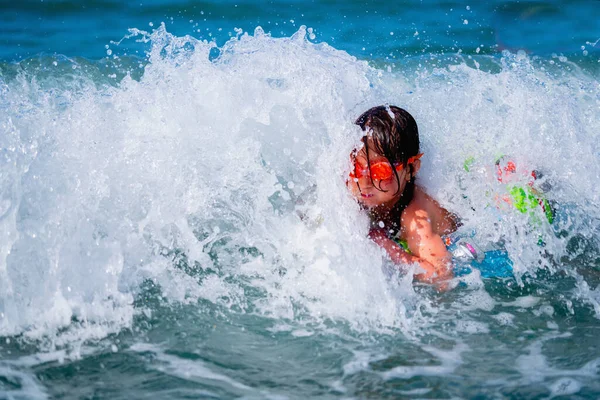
[347,105,459,284]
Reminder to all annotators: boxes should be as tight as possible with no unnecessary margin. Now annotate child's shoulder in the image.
[401,186,458,235]
[403,186,437,215]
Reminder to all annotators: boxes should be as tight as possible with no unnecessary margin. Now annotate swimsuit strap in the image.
[395,238,411,253]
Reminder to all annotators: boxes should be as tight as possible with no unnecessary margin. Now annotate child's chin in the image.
[358,197,379,207]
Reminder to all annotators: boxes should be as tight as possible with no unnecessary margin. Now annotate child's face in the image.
[347,142,410,210]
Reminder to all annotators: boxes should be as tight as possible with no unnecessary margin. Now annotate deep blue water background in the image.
[2,0,599,63]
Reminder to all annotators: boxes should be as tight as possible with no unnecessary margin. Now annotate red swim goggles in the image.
[349,153,423,181]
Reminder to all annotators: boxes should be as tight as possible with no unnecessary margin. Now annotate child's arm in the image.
[402,207,453,282]
[368,228,436,274]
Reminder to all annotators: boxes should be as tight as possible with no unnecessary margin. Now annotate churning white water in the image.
[1,25,599,354]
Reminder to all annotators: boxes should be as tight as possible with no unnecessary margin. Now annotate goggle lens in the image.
[351,160,394,181]
[349,153,423,181]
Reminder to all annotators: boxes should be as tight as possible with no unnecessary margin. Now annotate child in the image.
[347,105,459,284]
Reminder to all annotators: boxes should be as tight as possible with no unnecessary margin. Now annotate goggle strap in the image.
[408,153,424,163]
[393,153,424,170]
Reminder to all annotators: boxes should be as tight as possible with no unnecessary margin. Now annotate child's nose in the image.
[357,175,375,188]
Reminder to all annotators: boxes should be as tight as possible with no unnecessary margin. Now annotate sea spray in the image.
[0,25,423,347]
[0,26,599,355]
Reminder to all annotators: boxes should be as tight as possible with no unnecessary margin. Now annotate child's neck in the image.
[368,182,416,231]
[368,194,402,224]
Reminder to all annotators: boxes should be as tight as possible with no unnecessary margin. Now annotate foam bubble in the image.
[549,377,582,397]
[492,312,515,326]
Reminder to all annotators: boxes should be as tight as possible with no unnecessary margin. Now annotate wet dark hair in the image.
[354,105,420,195]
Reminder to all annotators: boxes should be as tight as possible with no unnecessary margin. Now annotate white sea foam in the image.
[492,312,515,326]
[0,363,49,400]
[381,342,468,380]
[0,25,599,348]
[514,332,600,394]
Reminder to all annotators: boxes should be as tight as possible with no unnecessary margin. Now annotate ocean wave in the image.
[0,25,599,348]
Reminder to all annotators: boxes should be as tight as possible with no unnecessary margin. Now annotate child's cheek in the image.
[346,179,359,197]
[380,178,397,192]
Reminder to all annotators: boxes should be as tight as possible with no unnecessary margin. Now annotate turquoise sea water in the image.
[1,1,600,399]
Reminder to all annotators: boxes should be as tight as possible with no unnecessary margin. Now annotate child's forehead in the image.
[352,138,384,159]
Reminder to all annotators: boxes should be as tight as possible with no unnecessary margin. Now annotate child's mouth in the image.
[361,193,374,198]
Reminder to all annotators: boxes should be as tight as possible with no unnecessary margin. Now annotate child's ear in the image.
[407,159,421,180]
